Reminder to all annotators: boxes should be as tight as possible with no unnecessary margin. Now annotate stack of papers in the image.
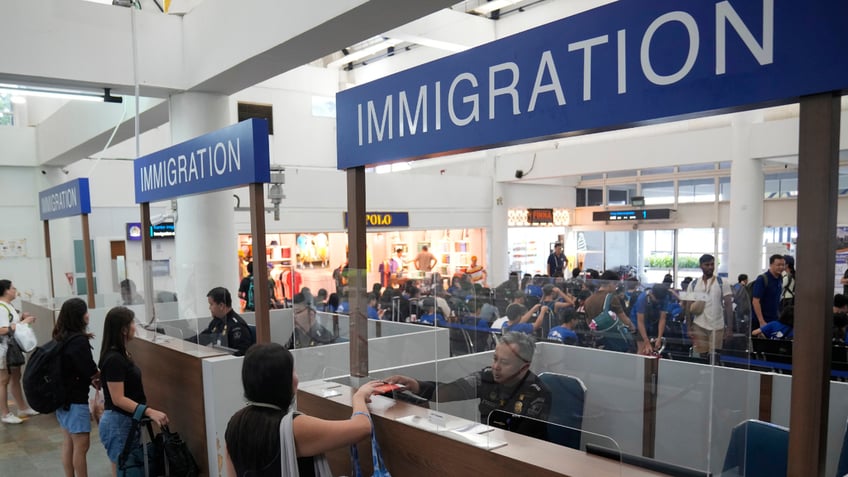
[396,415,506,450]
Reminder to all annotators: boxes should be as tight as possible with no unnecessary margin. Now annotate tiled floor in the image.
[0,406,114,476]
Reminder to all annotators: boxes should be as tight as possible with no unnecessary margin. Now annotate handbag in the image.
[13,323,37,352]
[89,389,105,425]
[5,332,26,368]
[157,425,200,476]
[118,404,164,477]
[350,413,392,477]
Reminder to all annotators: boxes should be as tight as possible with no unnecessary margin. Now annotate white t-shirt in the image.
[688,276,732,330]
[491,316,509,330]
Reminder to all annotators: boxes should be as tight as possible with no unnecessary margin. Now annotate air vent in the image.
[237,102,273,135]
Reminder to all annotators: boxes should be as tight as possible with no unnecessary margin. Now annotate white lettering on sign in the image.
[140,138,241,192]
[40,187,78,214]
[354,0,774,146]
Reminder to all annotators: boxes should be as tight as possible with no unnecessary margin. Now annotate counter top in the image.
[297,379,669,477]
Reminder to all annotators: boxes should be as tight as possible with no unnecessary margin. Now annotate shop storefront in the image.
[506,208,570,276]
[238,212,487,300]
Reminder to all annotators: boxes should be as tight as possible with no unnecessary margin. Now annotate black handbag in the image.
[157,425,199,477]
[118,405,163,477]
[5,332,26,368]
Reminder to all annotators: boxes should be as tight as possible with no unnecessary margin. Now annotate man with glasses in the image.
[286,292,339,349]
[387,332,551,439]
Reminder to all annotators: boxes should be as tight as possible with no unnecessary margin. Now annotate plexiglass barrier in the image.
[61,259,847,475]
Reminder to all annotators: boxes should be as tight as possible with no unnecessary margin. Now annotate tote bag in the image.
[349,413,391,477]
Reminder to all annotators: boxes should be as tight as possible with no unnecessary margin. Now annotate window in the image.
[641,167,674,176]
[577,188,604,207]
[607,184,637,206]
[765,172,798,198]
[719,177,731,201]
[642,181,675,205]
[678,179,715,203]
[0,94,13,126]
[678,163,716,173]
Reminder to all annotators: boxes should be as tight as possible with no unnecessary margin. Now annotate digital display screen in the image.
[592,209,672,222]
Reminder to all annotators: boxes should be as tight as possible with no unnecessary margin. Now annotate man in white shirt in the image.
[685,254,733,357]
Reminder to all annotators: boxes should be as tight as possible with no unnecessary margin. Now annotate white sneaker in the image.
[18,408,39,417]
[1,413,23,424]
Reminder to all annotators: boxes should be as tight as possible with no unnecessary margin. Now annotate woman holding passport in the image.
[225,343,382,476]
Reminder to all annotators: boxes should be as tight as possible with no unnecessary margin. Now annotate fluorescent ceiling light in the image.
[326,38,404,69]
[0,84,120,103]
[10,96,26,104]
[471,0,524,14]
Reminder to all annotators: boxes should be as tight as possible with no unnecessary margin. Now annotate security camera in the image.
[515,170,524,179]
[41,170,47,175]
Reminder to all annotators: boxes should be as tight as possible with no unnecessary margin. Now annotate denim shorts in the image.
[99,410,136,463]
[56,403,91,434]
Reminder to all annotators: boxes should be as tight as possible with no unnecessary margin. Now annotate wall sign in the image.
[134,118,271,203]
[343,211,410,228]
[150,222,176,239]
[336,0,848,169]
[508,208,569,227]
[592,209,672,221]
[38,178,92,220]
[126,223,143,241]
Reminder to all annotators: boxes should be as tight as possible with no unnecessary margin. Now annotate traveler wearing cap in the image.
[466,255,487,286]
[286,292,339,349]
[547,243,567,278]
[630,284,670,355]
[386,331,551,440]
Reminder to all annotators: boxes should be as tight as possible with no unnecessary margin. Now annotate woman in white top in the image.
[0,279,38,424]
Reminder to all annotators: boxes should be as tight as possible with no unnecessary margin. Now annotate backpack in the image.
[246,276,255,311]
[22,335,81,413]
[589,293,616,333]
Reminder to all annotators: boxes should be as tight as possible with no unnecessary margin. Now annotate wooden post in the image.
[43,220,54,299]
[249,183,270,344]
[140,203,155,324]
[347,166,368,378]
[788,92,840,476]
[81,214,96,309]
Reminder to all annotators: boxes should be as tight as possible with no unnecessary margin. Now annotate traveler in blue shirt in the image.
[503,303,547,334]
[547,308,579,345]
[630,284,670,355]
[366,292,384,320]
[418,298,447,326]
[752,254,785,331]
[752,305,794,340]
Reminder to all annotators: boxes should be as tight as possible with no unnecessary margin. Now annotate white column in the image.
[490,179,509,286]
[169,92,238,319]
[728,112,765,280]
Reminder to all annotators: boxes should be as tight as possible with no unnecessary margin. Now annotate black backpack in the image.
[23,335,80,413]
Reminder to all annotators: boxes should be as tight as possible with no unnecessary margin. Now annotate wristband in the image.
[132,404,148,421]
[352,411,371,421]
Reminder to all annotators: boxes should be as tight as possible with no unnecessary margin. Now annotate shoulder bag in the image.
[156,425,200,476]
[280,410,334,476]
[5,330,26,368]
[350,412,392,477]
[118,404,164,477]
[13,323,37,353]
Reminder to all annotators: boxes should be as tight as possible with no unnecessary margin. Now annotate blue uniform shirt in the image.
[547,326,578,344]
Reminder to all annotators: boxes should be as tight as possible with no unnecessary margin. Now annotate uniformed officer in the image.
[286,292,339,349]
[202,287,253,356]
[387,331,551,440]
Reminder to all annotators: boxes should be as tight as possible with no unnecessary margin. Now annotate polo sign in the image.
[336,0,848,168]
[343,212,410,228]
[39,178,92,220]
[134,119,271,203]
